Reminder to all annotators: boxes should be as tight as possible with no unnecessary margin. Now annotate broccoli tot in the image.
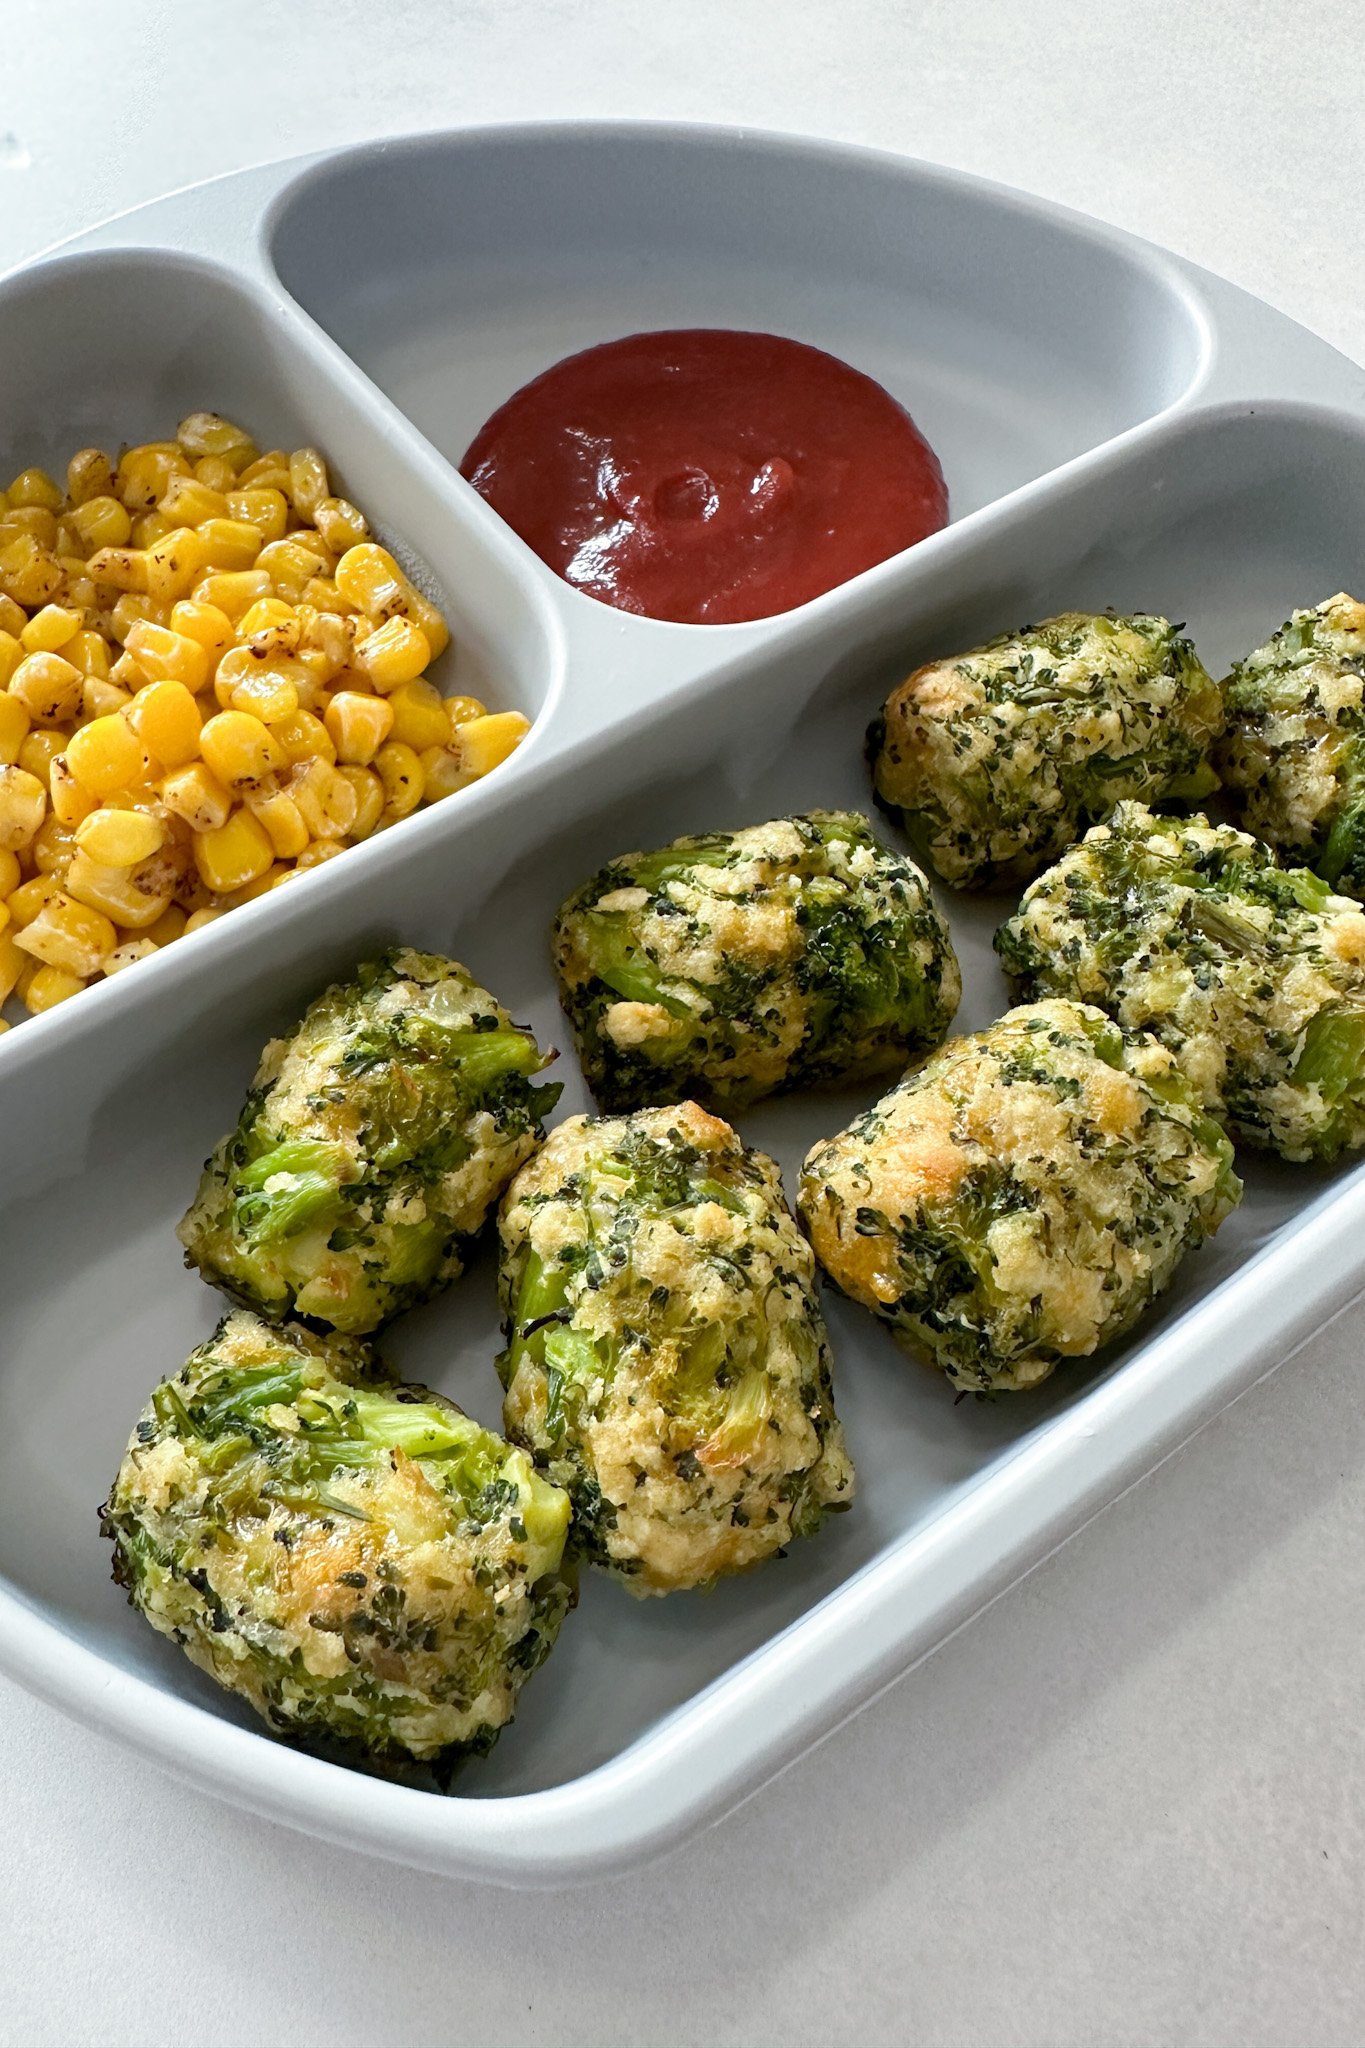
[497,1101,854,1595]
[870,610,1223,889]
[551,810,960,1111]
[100,1311,573,1771]
[179,947,559,1333]
[798,1000,1241,1394]
[995,801,1365,1162]
[1219,593,1365,898]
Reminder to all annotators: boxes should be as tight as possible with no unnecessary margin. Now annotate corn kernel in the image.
[15,891,116,976]
[109,649,151,693]
[183,907,224,935]
[132,511,172,550]
[0,848,20,897]
[288,447,330,520]
[222,862,290,907]
[419,746,473,804]
[49,755,96,828]
[1,506,59,547]
[374,741,423,821]
[312,497,369,553]
[20,604,82,655]
[30,814,77,877]
[336,764,384,840]
[201,709,286,790]
[66,714,145,798]
[444,693,488,731]
[229,668,301,726]
[83,677,133,720]
[123,618,211,694]
[177,413,256,470]
[193,807,273,893]
[66,449,114,505]
[8,875,62,926]
[128,679,202,769]
[387,678,451,753]
[353,615,431,692]
[194,519,263,573]
[67,495,134,553]
[227,487,288,543]
[0,595,20,635]
[144,527,206,604]
[64,851,171,929]
[247,787,309,860]
[193,456,236,493]
[291,757,358,840]
[66,628,111,680]
[256,536,331,601]
[0,930,25,1002]
[0,765,48,849]
[87,545,150,594]
[237,597,296,640]
[161,761,232,834]
[192,570,272,622]
[116,444,188,510]
[8,468,62,512]
[11,651,87,726]
[324,689,393,765]
[108,593,159,643]
[76,807,164,867]
[454,710,531,778]
[294,840,345,872]
[0,632,20,690]
[272,709,335,765]
[143,904,187,948]
[23,963,86,1013]
[17,731,65,786]
[104,938,159,974]
[0,692,31,765]
[0,536,63,609]
[158,475,229,526]
[168,599,233,666]
[237,452,291,492]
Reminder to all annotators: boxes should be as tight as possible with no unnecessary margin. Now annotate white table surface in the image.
[3,4,1363,2042]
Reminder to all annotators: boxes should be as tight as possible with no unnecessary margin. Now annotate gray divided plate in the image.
[2,122,1363,1886]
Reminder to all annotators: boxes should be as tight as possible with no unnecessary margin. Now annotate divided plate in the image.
[2,123,1364,1887]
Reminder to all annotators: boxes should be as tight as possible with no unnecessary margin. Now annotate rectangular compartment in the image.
[0,246,561,722]
[4,397,1365,1881]
[268,127,1210,549]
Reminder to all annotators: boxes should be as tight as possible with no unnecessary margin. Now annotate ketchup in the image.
[460,329,947,626]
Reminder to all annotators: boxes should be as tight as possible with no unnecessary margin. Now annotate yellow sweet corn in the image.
[66,449,115,506]
[15,892,117,976]
[351,615,430,692]
[0,765,47,850]
[0,930,26,1001]
[10,651,84,725]
[0,411,528,1031]
[201,709,286,790]
[66,714,146,798]
[127,679,203,768]
[453,711,531,778]
[0,693,31,765]
[161,761,232,834]
[324,690,393,765]
[75,807,164,867]
[374,741,423,821]
[20,604,82,654]
[65,851,172,929]
[387,678,451,753]
[124,619,211,692]
[193,807,273,893]
[23,963,86,1013]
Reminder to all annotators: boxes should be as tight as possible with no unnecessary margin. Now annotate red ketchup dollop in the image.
[460,328,948,626]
